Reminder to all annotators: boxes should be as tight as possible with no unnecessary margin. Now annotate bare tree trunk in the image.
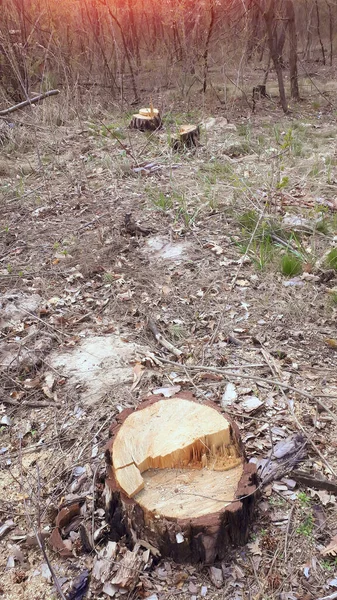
[326,0,333,66]
[304,4,314,60]
[126,0,140,66]
[286,0,300,100]
[100,0,139,102]
[315,0,326,64]
[264,0,288,113]
[203,0,215,92]
[247,0,260,60]
[276,20,287,68]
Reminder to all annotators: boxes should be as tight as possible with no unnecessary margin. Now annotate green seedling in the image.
[326,248,337,270]
[151,192,173,212]
[298,491,311,506]
[296,514,314,537]
[103,272,115,284]
[276,176,289,190]
[321,558,337,571]
[329,290,337,305]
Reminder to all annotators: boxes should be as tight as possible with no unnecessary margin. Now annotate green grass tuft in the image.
[280,253,303,277]
[326,248,337,270]
[238,209,259,232]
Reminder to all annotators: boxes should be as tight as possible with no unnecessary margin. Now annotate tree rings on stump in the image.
[129,108,162,132]
[105,393,258,563]
[172,124,200,151]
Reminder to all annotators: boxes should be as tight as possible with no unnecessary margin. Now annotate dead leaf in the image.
[314,490,335,506]
[66,570,89,600]
[10,390,25,401]
[49,527,73,557]
[56,502,81,529]
[221,383,237,408]
[103,582,118,597]
[42,372,55,398]
[241,396,264,413]
[199,372,223,382]
[325,338,337,350]
[0,520,15,540]
[320,534,337,556]
[23,377,40,389]
[247,539,262,555]
[131,362,144,391]
[152,385,181,398]
[235,279,250,287]
[209,566,223,588]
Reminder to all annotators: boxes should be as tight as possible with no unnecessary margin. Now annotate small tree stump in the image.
[129,108,162,132]
[252,84,268,99]
[105,393,258,563]
[172,124,200,151]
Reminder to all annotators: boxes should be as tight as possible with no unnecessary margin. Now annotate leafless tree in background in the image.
[0,0,335,109]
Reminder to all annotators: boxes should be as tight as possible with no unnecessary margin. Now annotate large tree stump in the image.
[105,393,258,563]
[171,124,200,151]
[129,107,162,132]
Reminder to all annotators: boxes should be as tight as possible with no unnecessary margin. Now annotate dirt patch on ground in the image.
[48,334,147,405]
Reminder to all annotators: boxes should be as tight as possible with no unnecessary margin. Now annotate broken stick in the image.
[0,90,60,116]
[148,318,182,358]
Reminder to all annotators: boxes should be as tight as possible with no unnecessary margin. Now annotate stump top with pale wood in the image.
[112,398,243,518]
[105,395,258,563]
[129,107,162,131]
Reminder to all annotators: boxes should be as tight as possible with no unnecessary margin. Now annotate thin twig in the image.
[148,318,183,358]
[156,357,337,405]
[34,465,67,600]
[91,463,100,555]
[284,505,294,562]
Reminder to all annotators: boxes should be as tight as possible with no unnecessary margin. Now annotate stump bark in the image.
[129,107,162,132]
[105,393,258,563]
[172,124,200,151]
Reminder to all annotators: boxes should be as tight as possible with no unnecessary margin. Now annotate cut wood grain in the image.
[105,393,258,563]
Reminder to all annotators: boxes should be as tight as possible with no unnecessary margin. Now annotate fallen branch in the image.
[292,470,337,494]
[0,90,60,116]
[3,398,60,408]
[148,318,183,358]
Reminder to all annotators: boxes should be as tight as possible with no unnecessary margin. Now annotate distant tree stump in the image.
[171,124,200,151]
[252,84,268,99]
[105,393,258,563]
[129,108,162,132]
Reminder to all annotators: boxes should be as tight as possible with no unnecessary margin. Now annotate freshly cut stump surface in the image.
[105,394,257,563]
[172,124,200,150]
[129,108,162,131]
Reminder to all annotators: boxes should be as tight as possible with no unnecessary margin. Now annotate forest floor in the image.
[1,77,337,600]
